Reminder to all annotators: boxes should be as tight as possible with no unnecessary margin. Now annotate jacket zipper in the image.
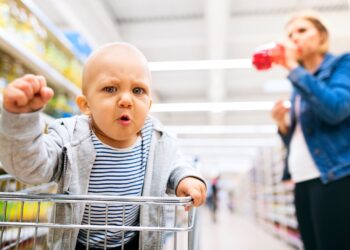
[60,146,68,190]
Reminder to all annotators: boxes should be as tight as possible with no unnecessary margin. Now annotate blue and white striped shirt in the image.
[77,118,153,248]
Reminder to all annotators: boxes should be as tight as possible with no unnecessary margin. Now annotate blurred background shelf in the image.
[0,29,80,96]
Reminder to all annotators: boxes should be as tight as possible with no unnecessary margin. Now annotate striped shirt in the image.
[77,118,153,248]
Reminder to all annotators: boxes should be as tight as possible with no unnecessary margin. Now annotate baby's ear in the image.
[76,95,91,115]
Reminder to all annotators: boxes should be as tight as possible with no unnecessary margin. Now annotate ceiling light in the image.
[178,138,279,147]
[263,79,291,93]
[149,58,252,71]
[167,125,277,134]
[150,101,274,112]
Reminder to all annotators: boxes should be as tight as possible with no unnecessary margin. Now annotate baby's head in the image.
[76,42,152,148]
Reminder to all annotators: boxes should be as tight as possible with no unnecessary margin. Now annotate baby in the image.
[0,42,206,250]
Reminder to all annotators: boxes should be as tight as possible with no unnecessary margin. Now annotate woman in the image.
[271,12,350,250]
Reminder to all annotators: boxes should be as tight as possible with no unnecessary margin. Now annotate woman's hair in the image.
[286,11,329,54]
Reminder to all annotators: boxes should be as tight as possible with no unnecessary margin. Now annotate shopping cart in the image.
[0,174,197,250]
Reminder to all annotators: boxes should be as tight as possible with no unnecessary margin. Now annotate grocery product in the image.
[252,42,285,70]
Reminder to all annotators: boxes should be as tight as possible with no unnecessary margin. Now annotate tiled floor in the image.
[197,207,294,250]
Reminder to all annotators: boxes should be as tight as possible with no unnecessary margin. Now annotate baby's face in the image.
[82,48,152,148]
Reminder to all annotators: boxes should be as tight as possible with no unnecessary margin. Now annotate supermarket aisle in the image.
[198,207,294,250]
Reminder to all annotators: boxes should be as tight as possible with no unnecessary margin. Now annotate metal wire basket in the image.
[0,174,197,250]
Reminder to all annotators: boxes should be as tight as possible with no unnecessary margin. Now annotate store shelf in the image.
[0,29,80,97]
[261,220,303,250]
[21,0,84,63]
[1,227,48,250]
[266,213,298,229]
[247,147,301,249]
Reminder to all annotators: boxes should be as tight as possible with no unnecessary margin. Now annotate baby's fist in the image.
[3,74,54,114]
[176,177,206,207]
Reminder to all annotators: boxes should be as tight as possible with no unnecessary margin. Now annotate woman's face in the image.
[286,18,325,60]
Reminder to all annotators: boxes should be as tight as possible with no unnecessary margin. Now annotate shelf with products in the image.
[264,220,303,250]
[0,48,80,119]
[0,0,83,88]
[266,212,298,229]
[249,146,303,249]
[0,27,80,97]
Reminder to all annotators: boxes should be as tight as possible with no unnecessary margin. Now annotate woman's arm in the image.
[288,54,350,124]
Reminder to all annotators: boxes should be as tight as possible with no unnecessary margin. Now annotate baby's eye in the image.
[297,28,306,33]
[103,86,117,93]
[133,87,144,95]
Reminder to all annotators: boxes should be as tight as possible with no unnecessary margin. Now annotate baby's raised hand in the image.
[3,74,54,113]
[176,177,206,208]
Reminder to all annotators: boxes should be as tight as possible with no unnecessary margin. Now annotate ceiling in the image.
[31,0,350,174]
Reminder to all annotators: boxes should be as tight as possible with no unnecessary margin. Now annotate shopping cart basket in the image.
[0,174,197,250]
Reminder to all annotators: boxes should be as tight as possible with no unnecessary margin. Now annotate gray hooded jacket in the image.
[0,109,203,250]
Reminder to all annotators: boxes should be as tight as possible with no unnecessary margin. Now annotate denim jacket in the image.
[281,53,350,184]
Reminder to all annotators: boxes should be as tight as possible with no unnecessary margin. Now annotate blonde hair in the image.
[286,11,329,54]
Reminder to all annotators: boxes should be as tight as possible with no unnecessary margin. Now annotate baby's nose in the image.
[118,93,132,107]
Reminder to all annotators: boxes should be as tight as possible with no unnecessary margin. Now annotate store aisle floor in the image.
[197,207,294,250]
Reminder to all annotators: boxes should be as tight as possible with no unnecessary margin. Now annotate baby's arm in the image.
[0,75,61,184]
[167,153,207,207]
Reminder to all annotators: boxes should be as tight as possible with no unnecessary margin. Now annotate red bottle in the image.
[252,42,285,70]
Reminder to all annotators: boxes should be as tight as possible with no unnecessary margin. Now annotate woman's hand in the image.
[271,99,291,134]
[277,41,300,71]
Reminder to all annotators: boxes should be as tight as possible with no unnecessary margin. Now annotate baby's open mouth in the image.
[119,115,130,121]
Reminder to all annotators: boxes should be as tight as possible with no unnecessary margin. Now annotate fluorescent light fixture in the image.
[151,101,274,112]
[200,161,253,174]
[182,147,259,156]
[178,138,279,147]
[263,79,291,93]
[167,125,277,134]
[149,58,252,71]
